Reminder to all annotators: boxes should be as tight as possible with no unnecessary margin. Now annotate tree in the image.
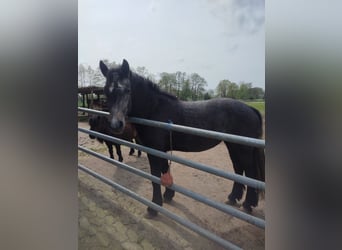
[87,66,94,86]
[147,73,157,83]
[203,89,214,100]
[78,64,86,87]
[179,79,192,101]
[216,80,231,97]
[136,66,149,78]
[238,82,252,100]
[215,80,265,100]
[92,67,105,86]
[227,82,239,99]
[175,71,187,97]
[189,73,207,100]
[158,72,177,94]
[249,87,265,99]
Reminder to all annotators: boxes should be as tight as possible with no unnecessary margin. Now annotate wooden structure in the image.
[78,86,107,111]
[78,86,107,121]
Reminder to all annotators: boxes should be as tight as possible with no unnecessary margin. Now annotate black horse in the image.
[100,59,265,216]
[88,115,141,162]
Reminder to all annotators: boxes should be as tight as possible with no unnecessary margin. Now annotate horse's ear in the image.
[121,59,130,77]
[99,60,108,77]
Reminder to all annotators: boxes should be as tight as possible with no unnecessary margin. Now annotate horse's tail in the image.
[254,147,265,199]
[249,106,263,138]
[249,106,265,198]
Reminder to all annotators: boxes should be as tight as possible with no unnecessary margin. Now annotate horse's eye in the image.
[124,88,131,94]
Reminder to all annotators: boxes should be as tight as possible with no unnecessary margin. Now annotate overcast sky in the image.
[78,0,265,90]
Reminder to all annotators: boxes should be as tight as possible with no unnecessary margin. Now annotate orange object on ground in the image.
[161,170,173,187]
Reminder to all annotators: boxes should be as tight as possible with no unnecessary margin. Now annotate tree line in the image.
[78,60,264,101]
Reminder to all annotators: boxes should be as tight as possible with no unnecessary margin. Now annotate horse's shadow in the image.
[111,153,149,192]
[163,199,212,229]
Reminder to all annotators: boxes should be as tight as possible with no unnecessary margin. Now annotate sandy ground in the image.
[78,121,265,249]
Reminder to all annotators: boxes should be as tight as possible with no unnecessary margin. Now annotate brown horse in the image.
[88,115,141,162]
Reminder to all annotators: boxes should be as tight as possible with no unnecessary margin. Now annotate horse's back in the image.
[180,98,262,138]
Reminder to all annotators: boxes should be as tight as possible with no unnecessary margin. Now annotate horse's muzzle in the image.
[110,118,125,133]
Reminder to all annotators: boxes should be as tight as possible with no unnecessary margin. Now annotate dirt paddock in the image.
[78,121,265,250]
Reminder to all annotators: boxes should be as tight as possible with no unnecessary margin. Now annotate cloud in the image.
[228,43,239,52]
[232,0,265,34]
[148,0,160,13]
[207,0,264,35]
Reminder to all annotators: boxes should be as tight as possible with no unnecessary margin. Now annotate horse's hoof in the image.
[129,151,134,156]
[163,196,173,204]
[146,207,158,218]
[119,158,123,162]
[242,202,253,213]
[225,199,241,207]
[138,152,142,157]
[163,190,175,203]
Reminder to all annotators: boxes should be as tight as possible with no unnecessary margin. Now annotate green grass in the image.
[244,101,265,116]
[78,99,85,107]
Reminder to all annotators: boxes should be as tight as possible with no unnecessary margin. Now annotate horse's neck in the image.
[130,81,153,118]
[130,81,165,118]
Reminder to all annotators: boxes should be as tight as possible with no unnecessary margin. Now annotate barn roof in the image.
[78,86,104,95]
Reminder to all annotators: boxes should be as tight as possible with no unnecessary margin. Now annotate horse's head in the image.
[88,115,109,143]
[100,59,131,133]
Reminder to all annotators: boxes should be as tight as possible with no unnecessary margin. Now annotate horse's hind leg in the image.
[242,148,264,212]
[129,139,135,155]
[225,143,246,205]
[242,166,259,213]
[226,143,258,212]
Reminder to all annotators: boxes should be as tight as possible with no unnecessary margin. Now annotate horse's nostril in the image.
[118,121,124,129]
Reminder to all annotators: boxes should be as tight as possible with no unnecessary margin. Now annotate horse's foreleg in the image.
[106,141,115,159]
[147,154,162,216]
[114,143,123,162]
[147,154,174,216]
[134,137,142,157]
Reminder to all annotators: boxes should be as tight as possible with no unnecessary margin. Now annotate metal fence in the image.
[78,107,265,250]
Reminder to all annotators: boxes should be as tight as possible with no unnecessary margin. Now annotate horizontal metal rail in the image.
[129,117,265,148]
[79,127,265,191]
[78,106,266,249]
[78,145,265,229]
[78,164,242,250]
[78,107,109,116]
[78,107,265,148]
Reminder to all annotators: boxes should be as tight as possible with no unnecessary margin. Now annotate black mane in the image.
[131,72,178,101]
